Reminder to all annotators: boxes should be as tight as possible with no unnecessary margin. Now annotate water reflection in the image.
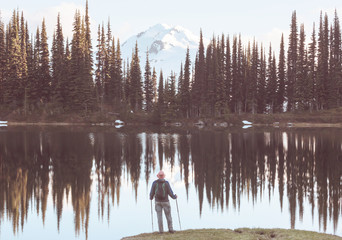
[0,127,341,238]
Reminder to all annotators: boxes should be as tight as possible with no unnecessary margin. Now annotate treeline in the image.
[1,3,342,120]
[0,3,94,114]
[190,10,342,116]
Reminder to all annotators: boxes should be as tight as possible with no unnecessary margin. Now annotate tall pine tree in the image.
[266,44,278,113]
[51,13,65,108]
[144,50,153,112]
[39,18,51,104]
[130,42,142,111]
[157,71,165,114]
[180,47,191,117]
[277,33,286,112]
[83,0,95,110]
[192,30,206,117]
[0,14,6,105]
[287,11,298,112]
[316,13,330,110]
[329,10,342,108]
[5,11,22,106]
[295,24,308,110]
[257,45,266,113]
[307,25,316,111]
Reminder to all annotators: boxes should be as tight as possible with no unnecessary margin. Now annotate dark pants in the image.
[155,201,173,233]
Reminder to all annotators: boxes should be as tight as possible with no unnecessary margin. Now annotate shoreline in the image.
[2,108,342,128]
[3,121,342,128]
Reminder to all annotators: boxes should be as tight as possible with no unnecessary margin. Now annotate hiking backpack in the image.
[155,181,166,199]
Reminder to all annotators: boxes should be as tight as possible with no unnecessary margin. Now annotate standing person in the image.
[150,170,177,234]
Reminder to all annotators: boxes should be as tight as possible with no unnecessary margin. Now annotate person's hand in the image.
[175,194,177,199]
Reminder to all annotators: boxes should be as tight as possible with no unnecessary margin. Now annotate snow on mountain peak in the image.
[121,24,208,77]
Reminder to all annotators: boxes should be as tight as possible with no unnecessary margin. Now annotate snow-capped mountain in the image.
[121,23,208,77]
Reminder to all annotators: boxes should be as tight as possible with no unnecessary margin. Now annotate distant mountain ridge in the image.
[121,23,208,77]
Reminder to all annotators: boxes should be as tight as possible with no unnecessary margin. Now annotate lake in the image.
[0,126,341,239]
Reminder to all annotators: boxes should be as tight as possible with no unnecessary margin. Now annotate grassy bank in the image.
[122,228,342,240]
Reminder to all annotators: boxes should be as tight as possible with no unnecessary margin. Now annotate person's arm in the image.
[166,181,177,199]
[150,181,156,200]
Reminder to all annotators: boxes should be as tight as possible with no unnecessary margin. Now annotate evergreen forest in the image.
[1,1,342,122]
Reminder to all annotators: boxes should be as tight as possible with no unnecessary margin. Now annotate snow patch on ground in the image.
[242,120,252,125]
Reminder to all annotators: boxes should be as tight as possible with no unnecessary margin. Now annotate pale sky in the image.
[1,0,342,51]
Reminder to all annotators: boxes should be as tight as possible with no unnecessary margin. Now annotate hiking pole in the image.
[150,200,154,232]
[176,198,182,230]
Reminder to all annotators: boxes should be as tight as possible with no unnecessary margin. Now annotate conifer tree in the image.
[180,47,191,117]
[25,24,35,109]
[242,41,250,112]
[51,13,65,107]
[257,45,266,113]
[85,0,92,57]
[123,60,130,104]
[83,0,95,110]
[165,72,177,118]
[19,12,28,106]
[236,35,244,113]
[24,24,34,113]
[230,35,244,113]
[0,14,6,105]
[39,18,51,103]
[225,36,232,112]
[107,36,116,105]
[63,39,72,108]
[130,42,143,111]
[266,44,278,113]
[95,25,104,102]
[103,23,111,103]
[287,11,298,112]
[277,34,286,112]
[158,71,164,113]
[70,10,84,110]
[69,10,94,112]
[112,39,123,106]
[152,67,157,104]
[307,24,316,111]
[206,38,217,115]
[215,34,227,116]
[192,54,199,115]
[5,11,22,106]
[191,30,205,116]
[295,24,308,110]
[29,27,41,105]
[144,50,153,112]
[231,36,238,112]
[329,10,342,108]
[51,32,57,100]
[316,13,329,110]
[164,74,170,112]
[250,40,259,113]
[178,63,183,100]
[198,30,206,116]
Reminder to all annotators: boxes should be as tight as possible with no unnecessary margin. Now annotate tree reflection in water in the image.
[0,127,341,237]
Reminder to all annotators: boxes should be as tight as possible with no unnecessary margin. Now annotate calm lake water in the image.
[0,126,342,239]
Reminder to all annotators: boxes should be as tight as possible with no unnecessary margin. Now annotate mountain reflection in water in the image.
[0,127,341,239]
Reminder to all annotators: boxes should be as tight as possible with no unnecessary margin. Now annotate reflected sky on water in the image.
[0,126,341,239]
